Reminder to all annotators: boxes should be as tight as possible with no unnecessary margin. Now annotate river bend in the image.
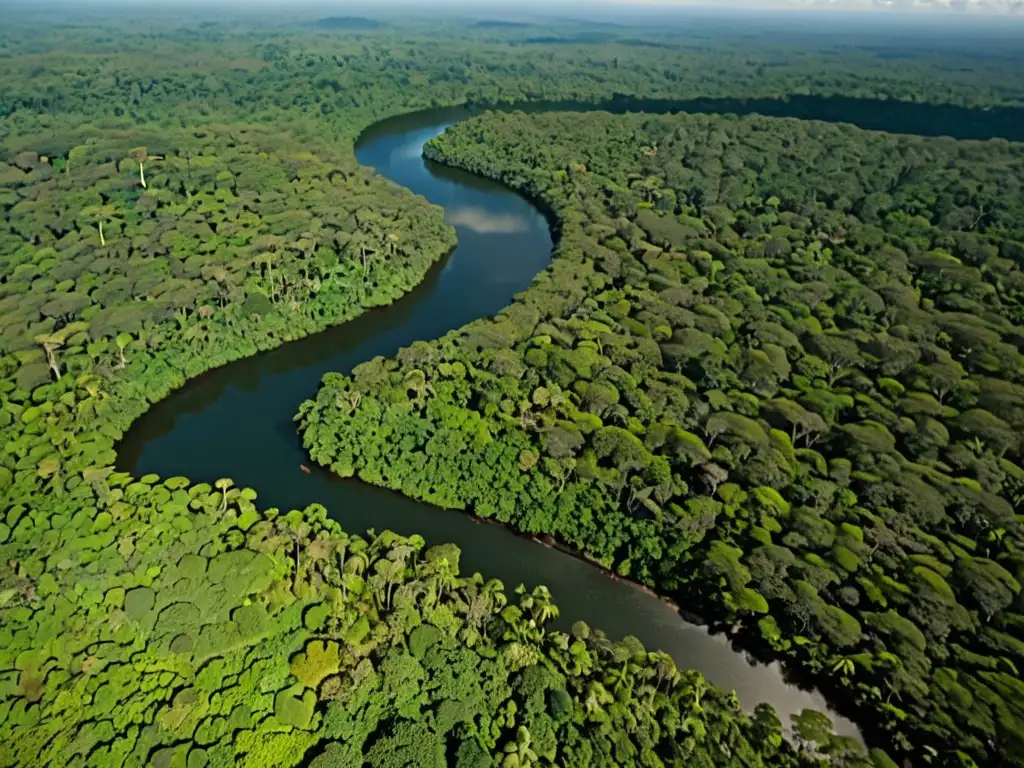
[118,104,868,737]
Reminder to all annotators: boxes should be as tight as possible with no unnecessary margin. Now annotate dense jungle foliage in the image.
[3,10,1024,154]
[3,9,1024,767]
[0,126,454,394]
[300,110,1024,766]
[4,477,871,768]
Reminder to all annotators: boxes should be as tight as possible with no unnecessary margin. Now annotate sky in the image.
[602,0,1022,12]
[7,0,1023,15]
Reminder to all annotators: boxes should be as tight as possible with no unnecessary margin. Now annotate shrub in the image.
[124,587,155,621]
[291,641,340,689]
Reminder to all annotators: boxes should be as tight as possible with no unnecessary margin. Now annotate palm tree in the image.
[406,534,426,576]
[348,230,377,281]
[369,563,389,612]
[648,650,679,692]
[404,369,434,407]
[80,203,120,246]
[275,517,311,593]
[985,526,1008,557]
[115,333,132,370]
[341,570,366,604]
[75,374,110,423]
[375,558,405,611]
[342,543,371,606]
[334,534,350,599]
[603,660,635,699]
[35,332,66,381]
[203,265,236,308]
[335,389,361,414]
[461,590,492,647]
[563,639,594,677]
[500,604,537,644]
[831,655,857,685]
[263,250,278,302]
[526,585,559,625]
[345,547,370,578]
[427,554,458,603]
[482,578,507,611]
[387,542,415,570]
[214,478,234,512]
[583,680,614,720]
[381,230,400,262]
[305,535,335,591]
[678,675,708,715]
[130,146,151,189]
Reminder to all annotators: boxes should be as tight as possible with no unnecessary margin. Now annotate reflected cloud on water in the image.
[390,127,448,164]
[447,205,531,233]
[390,143,423,163]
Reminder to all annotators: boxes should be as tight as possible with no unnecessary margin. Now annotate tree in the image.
[666,428,712,466]
[80,204,120,246]
[275,516,312,593]
[831,655,857,681]
[130,146,149,188]
[913,360,968,405]
[540,423,584,459]
[35,333,65,381]
[423,544,460,602]
[807,333,861,385]
[647,650,679,692]
[215,478,234,512]
[954,557,1021,621]
[40,293,91,321]
[115,333,133,370]
[33,323,86,382]
[593,426,650,483]
[290,640,340,688]
[501,726,538,768]
[522,585,559,626]
[704,412,769,448]
[700,463,729,495]
[371,556,406,611]
[792,708,836,753]
[955,409,1018,456]
[763,399,828,447]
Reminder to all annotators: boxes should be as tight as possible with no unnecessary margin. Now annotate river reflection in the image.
[447,205,532,233]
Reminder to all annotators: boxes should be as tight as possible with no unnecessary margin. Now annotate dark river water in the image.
[116,103,901,738]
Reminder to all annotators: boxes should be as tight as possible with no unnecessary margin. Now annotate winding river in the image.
[121,98,1018,741]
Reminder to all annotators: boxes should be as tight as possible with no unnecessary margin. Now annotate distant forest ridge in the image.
[471,20,534,29]
[314,16,387,30]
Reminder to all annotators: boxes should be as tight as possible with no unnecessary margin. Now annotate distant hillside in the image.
[520,31,618,45]
[314,16,386,30]
[471,20,533,28]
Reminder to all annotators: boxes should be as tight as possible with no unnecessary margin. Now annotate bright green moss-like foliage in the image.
[299,110,1024,764]
[0,478,859,767]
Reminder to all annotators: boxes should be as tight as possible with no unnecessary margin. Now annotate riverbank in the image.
[297,104,1024,764]
[123,93,1024,756]
[128,103,868,739]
